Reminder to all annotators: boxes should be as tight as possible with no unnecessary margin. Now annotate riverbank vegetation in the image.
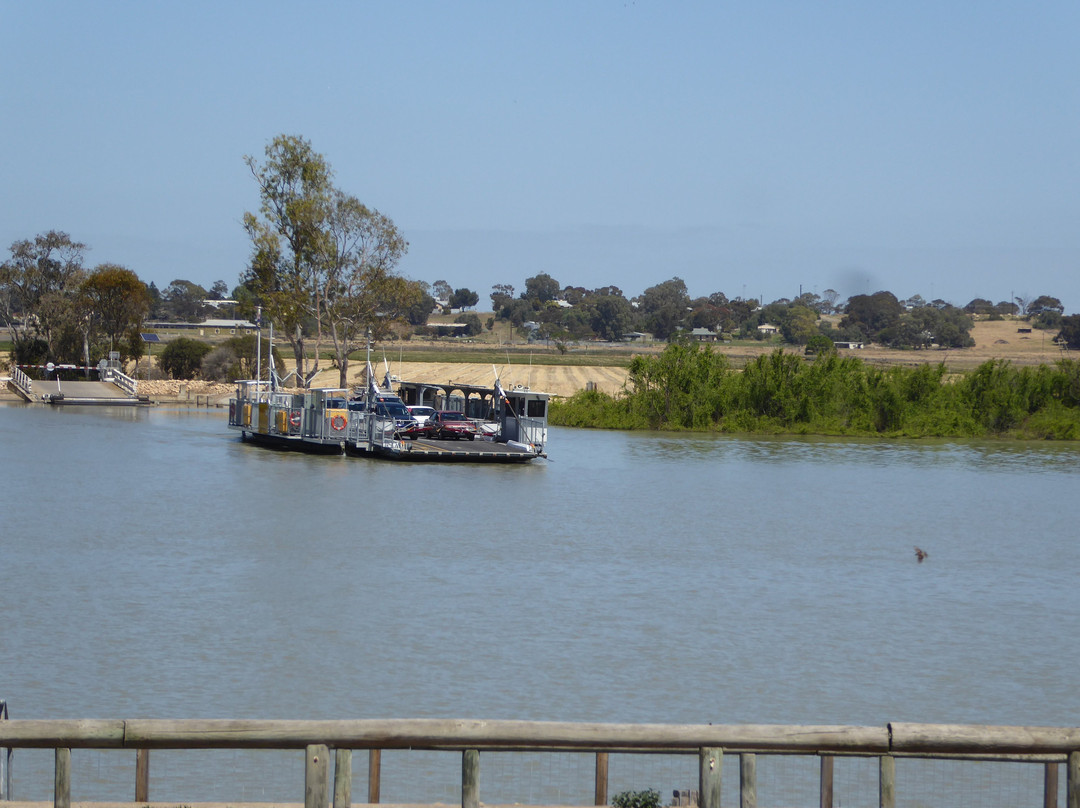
[550,343,1080,439]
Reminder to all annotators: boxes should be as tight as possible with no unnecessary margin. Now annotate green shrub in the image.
[201,346,241,382]
[612,790,662,808]
[804,334,834,355]
[159,337,213,380]
[552,343,1080,440]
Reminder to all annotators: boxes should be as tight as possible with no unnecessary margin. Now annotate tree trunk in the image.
[338,355,350,390]
[287,328,306,387]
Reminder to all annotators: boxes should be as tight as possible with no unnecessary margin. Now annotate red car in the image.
[428,410,477,440]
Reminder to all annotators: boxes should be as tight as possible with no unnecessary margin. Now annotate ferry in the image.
[227,367,548,463]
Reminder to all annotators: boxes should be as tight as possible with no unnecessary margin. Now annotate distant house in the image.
[144,319,256,333]
[834,341,865,349]
[621,331,649,342]
[757,323,780,335]
[689,327,720,342]
[203,319,257,330]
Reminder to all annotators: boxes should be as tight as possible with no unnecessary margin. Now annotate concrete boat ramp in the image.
[20,379,148,405]
[6,365,148,406]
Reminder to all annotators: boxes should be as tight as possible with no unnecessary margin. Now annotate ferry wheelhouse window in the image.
[527,399,546,417]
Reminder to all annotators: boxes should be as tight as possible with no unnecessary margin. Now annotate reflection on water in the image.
[2,405,1079,801]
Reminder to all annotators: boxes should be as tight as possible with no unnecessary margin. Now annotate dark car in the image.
[428,410,478,440]
[373,399,424,439]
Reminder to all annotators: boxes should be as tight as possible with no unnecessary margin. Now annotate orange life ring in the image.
[289,411,302,428]
[330,414,347,431]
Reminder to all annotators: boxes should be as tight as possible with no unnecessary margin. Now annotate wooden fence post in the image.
[368,749,381,804]
[820,755,834,808]
[594,752,609,806]
[1068,751,1079,808]
[54,748,71,808]
[740,753,756,808]
[700,747,722,808]
[135,749,149,802]
[333,749,352,808]
[879,755,895,808]
[462,749,479,808]
[1045,762,1059,808]
[306,744,330,808]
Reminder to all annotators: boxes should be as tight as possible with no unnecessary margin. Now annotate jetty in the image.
[1,718,1078,808]
[6,357,147,406]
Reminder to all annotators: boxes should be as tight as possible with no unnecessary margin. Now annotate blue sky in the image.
[3,2,1079,311]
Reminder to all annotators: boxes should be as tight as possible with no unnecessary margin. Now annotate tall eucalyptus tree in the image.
[243,134,413,388]
[242,134,333,383]
[0,230,87,362]
[320,190,412,388]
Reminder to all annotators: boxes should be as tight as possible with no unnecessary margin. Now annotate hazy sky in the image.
[3,2,1078,311]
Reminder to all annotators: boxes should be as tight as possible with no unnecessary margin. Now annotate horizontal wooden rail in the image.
[1,719,888,752]
[890,723,1080,755]
[4,719,1080,756]
[2,720,1079,808]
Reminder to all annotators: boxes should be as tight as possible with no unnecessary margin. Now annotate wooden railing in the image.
[1,719,1078,808]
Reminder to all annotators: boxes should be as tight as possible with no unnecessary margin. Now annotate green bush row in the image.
[550,344,1080,440]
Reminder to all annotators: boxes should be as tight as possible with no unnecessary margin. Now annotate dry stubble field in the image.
[297,318,1070,399]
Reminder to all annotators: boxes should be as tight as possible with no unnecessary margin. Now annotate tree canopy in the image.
[0,230,88,363]
[80,264,150,358]
[241,134,411,387]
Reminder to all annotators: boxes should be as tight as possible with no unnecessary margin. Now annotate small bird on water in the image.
[914,546,928,563]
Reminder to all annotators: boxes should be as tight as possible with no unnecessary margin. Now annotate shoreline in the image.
[2,320,1072,406]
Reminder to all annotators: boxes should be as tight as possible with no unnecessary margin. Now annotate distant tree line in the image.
[0,231,150,368]
[4,133,1079,380]
[483,273,1077,352]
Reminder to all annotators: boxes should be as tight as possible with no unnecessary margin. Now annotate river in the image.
[2,403,1079,802]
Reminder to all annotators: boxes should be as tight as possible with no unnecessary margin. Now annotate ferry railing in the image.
[10,366,33,398]
[368,413,409,452]
[319,410,350,443]
[0,719,1078,808]
[234,380,273,405]
[517,416,547,447]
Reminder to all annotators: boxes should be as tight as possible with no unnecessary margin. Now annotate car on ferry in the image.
[371,397,424,439]
[407,405,436,426]
[428,410,478,440]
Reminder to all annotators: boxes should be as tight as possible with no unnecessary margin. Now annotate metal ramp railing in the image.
[9,367,33,400]
[99,352,138,397]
